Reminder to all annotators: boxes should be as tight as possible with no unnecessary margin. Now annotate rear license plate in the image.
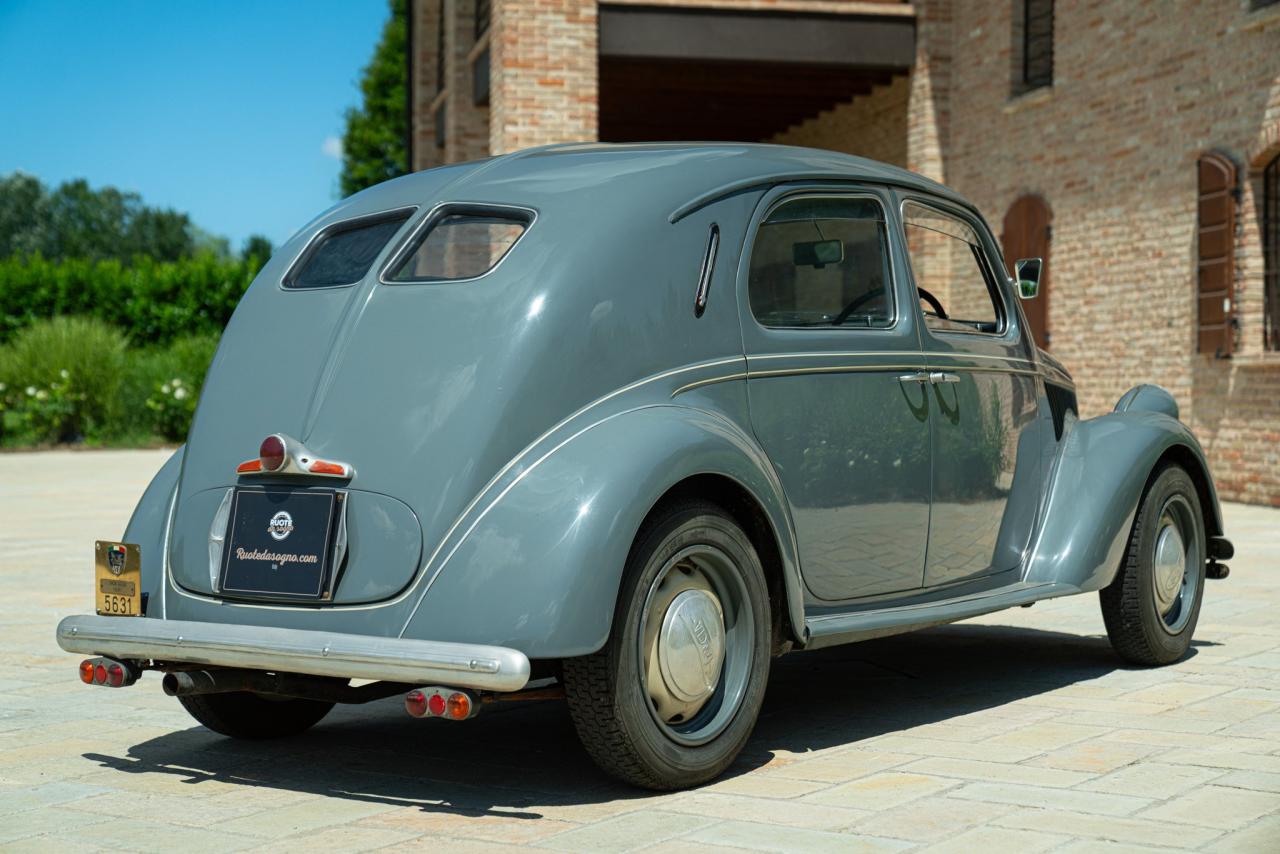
[96,541,142,616]
[218,487,343,602]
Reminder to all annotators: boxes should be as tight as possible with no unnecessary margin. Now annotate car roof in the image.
[346,142,975,224]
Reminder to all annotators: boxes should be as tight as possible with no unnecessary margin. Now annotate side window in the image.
[386,209,529,282]
[902,202,1003,335]
[748,196,894,328]
[285,210,412,289]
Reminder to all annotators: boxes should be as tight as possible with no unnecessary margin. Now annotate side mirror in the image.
[1015,257,1043,299]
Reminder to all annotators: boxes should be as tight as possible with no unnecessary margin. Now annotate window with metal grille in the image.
[1196,153,1238,357]
[1265,153,1280,350]
[1021,0,1054,92]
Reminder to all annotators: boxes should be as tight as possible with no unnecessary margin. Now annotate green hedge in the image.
[0,253,258,345]
[0,317,219,446]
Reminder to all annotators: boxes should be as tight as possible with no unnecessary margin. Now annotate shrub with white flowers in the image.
[146,376,198,441]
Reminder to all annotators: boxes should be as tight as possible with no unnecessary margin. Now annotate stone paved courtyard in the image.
[2,450,1278,852]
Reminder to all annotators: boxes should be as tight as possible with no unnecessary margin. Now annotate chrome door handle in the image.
[898,371,931,384]
[929,372,961,384]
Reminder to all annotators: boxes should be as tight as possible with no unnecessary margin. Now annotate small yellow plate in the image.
[95,541,141,616]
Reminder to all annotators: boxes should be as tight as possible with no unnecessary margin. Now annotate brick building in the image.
[409,0,1280,505]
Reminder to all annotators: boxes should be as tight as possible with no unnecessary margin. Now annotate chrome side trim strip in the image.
[803,582,1075,650]
[742,364,1039,381]
[671,354,1041,391]
[748,350,1036,368]
[671,372,748,397]
[749,364,923,379]
[56,615,531,693]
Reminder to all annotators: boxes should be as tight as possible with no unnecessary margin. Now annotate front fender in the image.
[123,445,184,615]
[1024,408,1221,593]
[400,405,801,658]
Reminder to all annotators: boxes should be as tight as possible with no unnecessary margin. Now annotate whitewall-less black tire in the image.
[562,499,772,789]
[1100,464,1206,666]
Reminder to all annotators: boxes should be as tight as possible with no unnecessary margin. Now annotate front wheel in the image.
[1100,464,1206,666]
[562,499,772,790]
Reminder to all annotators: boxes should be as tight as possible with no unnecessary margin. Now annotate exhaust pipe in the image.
[161,668,411,704]
[162,670,245,697]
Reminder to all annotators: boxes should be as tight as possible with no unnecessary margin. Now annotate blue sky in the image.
[0,1,390,249]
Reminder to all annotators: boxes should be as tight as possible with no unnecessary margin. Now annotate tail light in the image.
[405,690,428,717]
[404,687,479,720]
[235,433,354,479]
[259,435,287,472]
[78,657,139,688]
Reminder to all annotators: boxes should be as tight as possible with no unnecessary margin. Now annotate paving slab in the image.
[2,449,1278,850]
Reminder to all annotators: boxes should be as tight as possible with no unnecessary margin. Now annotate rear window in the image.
[285,210,412,289]
[385,209,530,282]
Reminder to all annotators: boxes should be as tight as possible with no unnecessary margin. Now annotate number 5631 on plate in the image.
[95,541,142,616]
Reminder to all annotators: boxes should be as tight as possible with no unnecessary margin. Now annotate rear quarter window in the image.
[385,207,531,283]
[285,209,413,289]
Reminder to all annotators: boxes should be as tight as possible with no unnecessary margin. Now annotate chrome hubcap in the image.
[658,589,726,705]
[1150,494,1201,633]
[644,562,725,724]
[640,544,753,746]
[1152,521,1186,616]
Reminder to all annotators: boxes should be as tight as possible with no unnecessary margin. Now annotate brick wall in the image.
[771,77,910,167]
[410,0,1280,503]
[410,0,442,171]
[443,0,489,164]
[915,0,1280,504]
[489,0,598,154]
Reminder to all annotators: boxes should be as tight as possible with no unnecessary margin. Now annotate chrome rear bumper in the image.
[55,615,531,692]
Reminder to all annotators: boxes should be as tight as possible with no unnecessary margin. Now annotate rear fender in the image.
[1024,407,1221,593]
[123,446,184,614]
[400,405,802,658]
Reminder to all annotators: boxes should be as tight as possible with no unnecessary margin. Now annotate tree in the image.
[0,174,44,257]
[0,173,200,262]
[241,234,274,273]
[241,234,274,264]
[339,0,408,197]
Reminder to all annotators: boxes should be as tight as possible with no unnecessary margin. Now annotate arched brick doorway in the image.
[1002,195,1052,349]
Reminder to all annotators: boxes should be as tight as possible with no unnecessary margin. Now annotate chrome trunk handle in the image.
[930,372,961,384]
[898,372,931,384]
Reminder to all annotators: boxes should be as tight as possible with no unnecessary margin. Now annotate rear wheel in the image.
[562,499,771,790]
[178,691,334,739]
[1100,464,1206,666]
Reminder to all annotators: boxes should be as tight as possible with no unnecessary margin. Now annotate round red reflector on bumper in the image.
[94,664,108,685]
[259,435,286,472]
[428,693,446,717]
[106,663,125,687]
[79,660,95,684]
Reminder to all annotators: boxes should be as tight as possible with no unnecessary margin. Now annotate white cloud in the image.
[321,136,343,160]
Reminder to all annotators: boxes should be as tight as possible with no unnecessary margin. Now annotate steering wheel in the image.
[917,287,948,320]
[831,289,887,326]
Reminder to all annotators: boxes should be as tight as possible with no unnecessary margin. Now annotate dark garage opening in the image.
[598,5,916,143]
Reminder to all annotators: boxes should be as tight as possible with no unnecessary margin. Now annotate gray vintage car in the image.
[57,143,1232,789]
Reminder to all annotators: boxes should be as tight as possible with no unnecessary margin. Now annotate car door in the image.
[895,194,1044,588]
[741,187,931,601]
